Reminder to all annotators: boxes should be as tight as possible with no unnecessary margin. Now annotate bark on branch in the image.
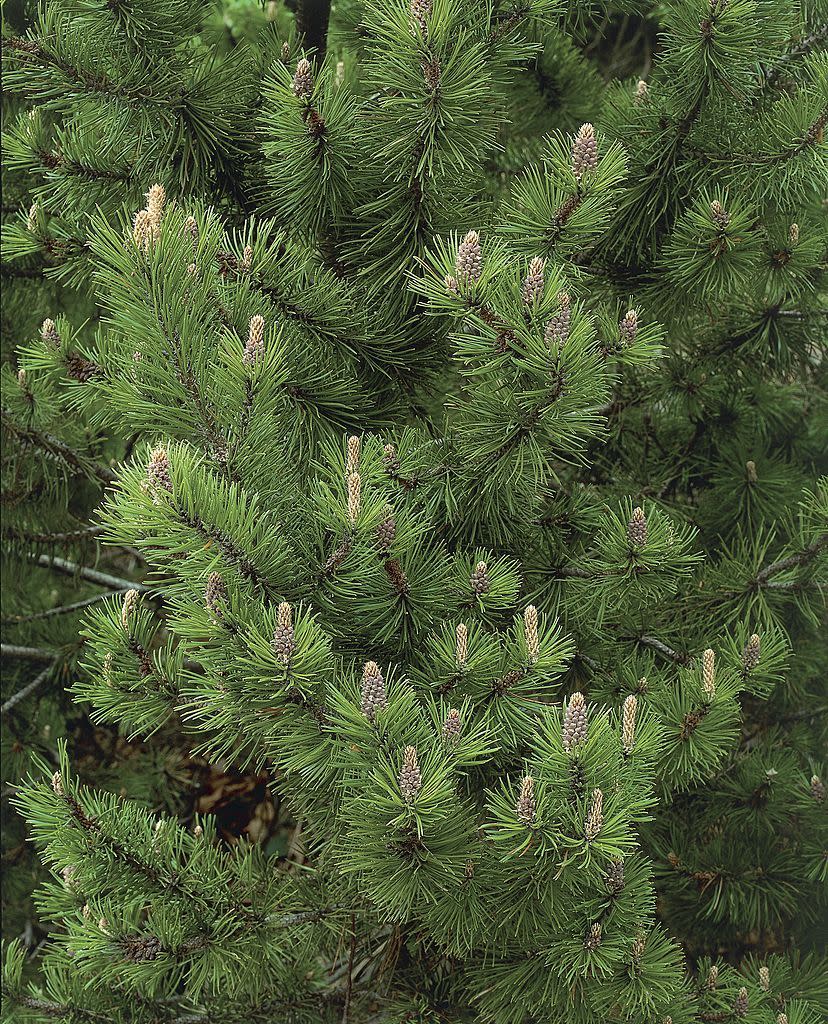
[755,533,827,586]
[34,553,153,594]
[1,662,57,715]
[296,0,332,61]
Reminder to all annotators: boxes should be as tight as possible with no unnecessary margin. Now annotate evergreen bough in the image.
[1,1,826,1022]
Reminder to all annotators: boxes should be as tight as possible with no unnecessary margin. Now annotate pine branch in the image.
[0,264,47,279]
[664,82,709,166]
[760,23,828,93]
[52,784,192,893]
[2,1,825,1011]
[763,580,817,592]
[341,913,357,1024]
[4,37,96,87]
[4,36,176,111]
[3,636,202,678]
[774,308,828,319]
[0,643,56,663]
[696,107,828,165]
[172,505,279,600]
[754,533,828,586]
[4,525,144,563]
[777,704,828,724]
[554,565,596,579]
[13,995,111,1024]
[2,525,105,544]
[271,906,349,926]
[32,148,136,185]
[488,3,533,44]
[1,407,116,484]
[637,635,691,665]
[746,704,828,748]
[33,553,153,593]
[1,662,56,715]
[2,592,114,625]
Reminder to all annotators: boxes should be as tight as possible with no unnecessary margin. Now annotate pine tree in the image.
[2,1,827,1022]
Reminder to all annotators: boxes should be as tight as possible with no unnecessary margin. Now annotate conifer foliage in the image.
[2,1,827,1022]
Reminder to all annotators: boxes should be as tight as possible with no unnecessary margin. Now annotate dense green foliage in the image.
[1,1,826,1022]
